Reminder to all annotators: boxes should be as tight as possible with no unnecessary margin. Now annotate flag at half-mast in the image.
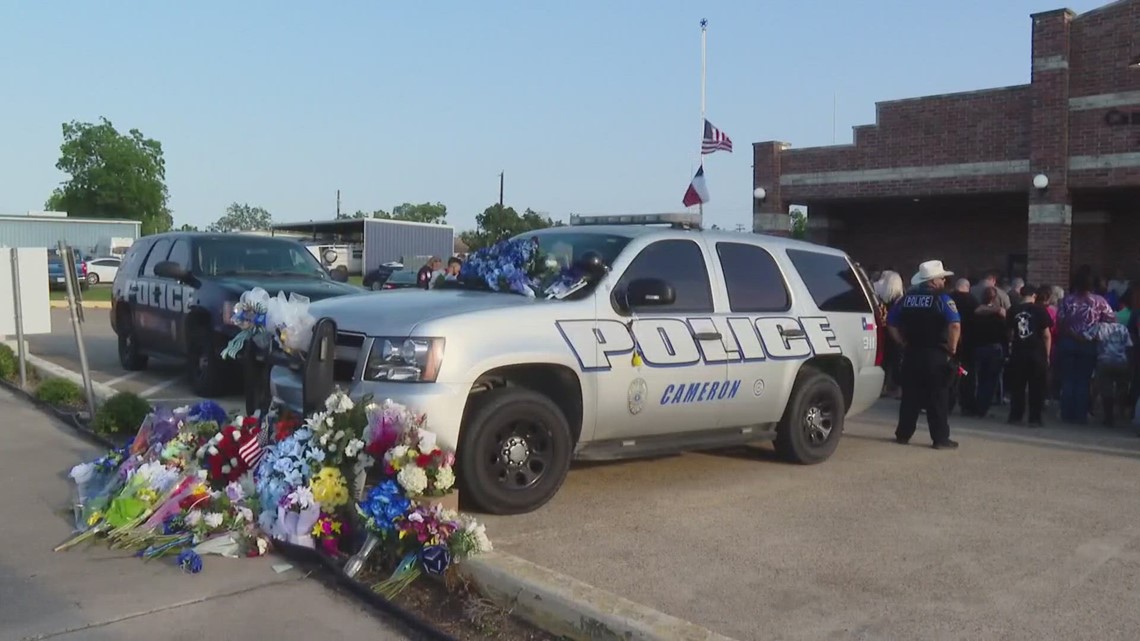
[701,119,733,154]
[682,165,710,207]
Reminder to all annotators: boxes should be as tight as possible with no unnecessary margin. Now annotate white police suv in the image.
[269,214,884,514]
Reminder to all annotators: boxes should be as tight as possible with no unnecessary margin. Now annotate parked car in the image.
[84,256,121,285]
[362,262,407,290]
[110,232,364,396]
[269,213,885,514]
[378,269,420,290]
[47,248,87,291]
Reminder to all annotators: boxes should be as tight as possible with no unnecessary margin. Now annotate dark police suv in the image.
[110,232,363,397]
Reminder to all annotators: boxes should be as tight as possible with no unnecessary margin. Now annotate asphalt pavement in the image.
[0,386,410,641]
[27,308,241,410]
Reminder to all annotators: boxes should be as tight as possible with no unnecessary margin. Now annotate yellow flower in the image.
[87,511,103,527]
[310,467,349,508]
[137,488,158,504]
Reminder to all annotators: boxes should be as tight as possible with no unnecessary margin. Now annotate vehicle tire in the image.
[187,328,228,398]
[458,387,574,515]
[774,367,845,465]
[117,313,149,371]
[370,281,383,291]
[86,273,100,286]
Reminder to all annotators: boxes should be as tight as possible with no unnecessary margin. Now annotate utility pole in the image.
[336,189,341,218]
[498,172,504,207]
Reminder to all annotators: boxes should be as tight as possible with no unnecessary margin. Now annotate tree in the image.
[208,203,272,232]
[376,202,447,224]
[790,208,807,240]
[178,223,199,232]
[45,117,173,235]
[460,204,557,251]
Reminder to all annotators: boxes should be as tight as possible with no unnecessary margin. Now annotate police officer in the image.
[887,260,963,449]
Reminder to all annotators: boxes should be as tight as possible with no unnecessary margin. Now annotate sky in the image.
[0,0,1111,233]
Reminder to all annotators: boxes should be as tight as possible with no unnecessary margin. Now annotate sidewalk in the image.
[0,388,410,641]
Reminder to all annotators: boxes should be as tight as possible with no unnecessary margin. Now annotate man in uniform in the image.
[887,260,963,449]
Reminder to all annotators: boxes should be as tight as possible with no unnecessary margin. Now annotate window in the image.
[716,242,791,313]
[617,239,713,313]
[120,241,151,277]
[786,249,872,313]
[167,239,192,270]
[142,239,173,277]
[194,237,327,278]
[92,258,121,267]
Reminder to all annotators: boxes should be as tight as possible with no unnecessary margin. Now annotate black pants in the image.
[1008,350,1047,424]
[897,348,954,443]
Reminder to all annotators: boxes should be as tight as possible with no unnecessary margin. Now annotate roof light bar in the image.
[569,212,703,228]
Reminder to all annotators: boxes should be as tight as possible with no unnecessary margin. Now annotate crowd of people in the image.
[872,264,1138,433]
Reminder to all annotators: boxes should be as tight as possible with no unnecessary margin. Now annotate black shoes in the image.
[932,439,960,450]
[894,435,909,445]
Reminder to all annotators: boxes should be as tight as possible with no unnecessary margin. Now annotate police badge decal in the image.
[627,378,648,415]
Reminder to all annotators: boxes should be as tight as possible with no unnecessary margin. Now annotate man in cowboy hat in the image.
[886,260,963,449]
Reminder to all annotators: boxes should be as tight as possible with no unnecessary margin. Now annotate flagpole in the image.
[698,18,707,219]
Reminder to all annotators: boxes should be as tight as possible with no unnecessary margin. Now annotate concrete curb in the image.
[50,300,112,309]
[458,551,739,641]
[0,341,117,403]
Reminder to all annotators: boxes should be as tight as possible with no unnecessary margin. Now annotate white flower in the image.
[204,512,224,529]
[389,445,409,461]
[197,469,209,480]
[325,391,355,414]
[462,517,493,553]
[236,507,253,523]
[325,416,334,427]
[319,433,329,446]
[334,429,345,441]
[435,467,455,491]
[185,510,203,526]
[232,430,241,440]
[221,465,232,474]
[417,429,438,453]
[304,411,329,433]
[230,458,238,467]
[408,512,424,523]
[208,446,219,456]
[345,438,364,458]
[397,466,429,495]
[328,443,337,452]
[257,537,269,555]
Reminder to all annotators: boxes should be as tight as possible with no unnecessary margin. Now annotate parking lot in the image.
[24,306,1140,640]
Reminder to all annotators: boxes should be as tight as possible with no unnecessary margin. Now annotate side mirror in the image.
[154,261,192,283]
[619,278,675,312]
[573,251,608,280]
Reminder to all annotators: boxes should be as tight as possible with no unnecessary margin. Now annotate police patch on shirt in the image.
[945,298,958,313]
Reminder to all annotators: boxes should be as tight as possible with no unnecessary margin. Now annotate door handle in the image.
[779,327,806,338]
[694,331,722,341]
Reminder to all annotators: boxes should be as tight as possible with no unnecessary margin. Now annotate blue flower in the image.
[162,514,185,535]
[188,401,228,425]
[177,549,203,574]
[359,480,411,532]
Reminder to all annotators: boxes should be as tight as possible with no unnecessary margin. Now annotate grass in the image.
[49,286,113,302]
[348,275,363,286]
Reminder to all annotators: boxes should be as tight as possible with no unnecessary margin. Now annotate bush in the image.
[35,377,85,408]
[93,392,151,436]
[0,343,16,382]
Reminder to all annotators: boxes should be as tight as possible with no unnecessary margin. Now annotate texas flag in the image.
[682,165,710,207]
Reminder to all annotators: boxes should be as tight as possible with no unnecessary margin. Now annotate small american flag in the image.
[238,425,265,468]
[701,119,733,154]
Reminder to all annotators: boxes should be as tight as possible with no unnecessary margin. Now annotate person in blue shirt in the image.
[887,260,963,449]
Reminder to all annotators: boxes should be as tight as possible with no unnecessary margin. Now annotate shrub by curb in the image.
[0,343,16,382]
[93,392,151,436]
[34,377,85,409]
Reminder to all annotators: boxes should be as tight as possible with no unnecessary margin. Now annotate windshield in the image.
[194,238,328,278]
[516,229,633,292]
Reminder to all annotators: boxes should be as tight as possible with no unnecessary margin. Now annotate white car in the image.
[84,257,121,285]
[270,213,885,514]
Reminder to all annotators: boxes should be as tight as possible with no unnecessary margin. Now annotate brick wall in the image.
[1068,0,1140,98]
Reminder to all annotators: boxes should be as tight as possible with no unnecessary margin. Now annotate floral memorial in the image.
[59,391,491,595]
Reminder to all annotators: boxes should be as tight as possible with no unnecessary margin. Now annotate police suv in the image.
[111,232,362,397]
[268,214,885,514]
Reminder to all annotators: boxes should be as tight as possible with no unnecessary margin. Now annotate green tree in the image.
[178,223,199,232]
[45,117,173,235]
[460,205,557,251]
[371,202,446,224]
[790,209,807,240]
[208,203,272,232]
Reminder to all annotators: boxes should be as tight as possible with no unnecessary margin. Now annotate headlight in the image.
[365,337,445,382]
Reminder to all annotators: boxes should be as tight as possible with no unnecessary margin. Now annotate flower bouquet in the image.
[221,287,316,360]
[455,237,563,298]
[220,288,271,359]
[382,425,457,507]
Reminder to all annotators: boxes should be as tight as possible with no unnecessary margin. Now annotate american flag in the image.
[701,119,733,154]
[238,425,265,469]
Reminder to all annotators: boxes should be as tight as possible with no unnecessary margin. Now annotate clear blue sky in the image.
[0,0,1108,232]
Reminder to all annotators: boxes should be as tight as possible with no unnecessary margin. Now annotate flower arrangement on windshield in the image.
[457,237,561,298]
[221,287,316,360]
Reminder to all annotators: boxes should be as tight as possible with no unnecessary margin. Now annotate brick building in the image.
[752,0,1140,288]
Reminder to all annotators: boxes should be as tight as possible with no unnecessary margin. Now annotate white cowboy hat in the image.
[911,260,954,286]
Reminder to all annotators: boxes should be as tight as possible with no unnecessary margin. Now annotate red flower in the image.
[274,417,299,442]
[241,416,259,429]
[415,454,434,468]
